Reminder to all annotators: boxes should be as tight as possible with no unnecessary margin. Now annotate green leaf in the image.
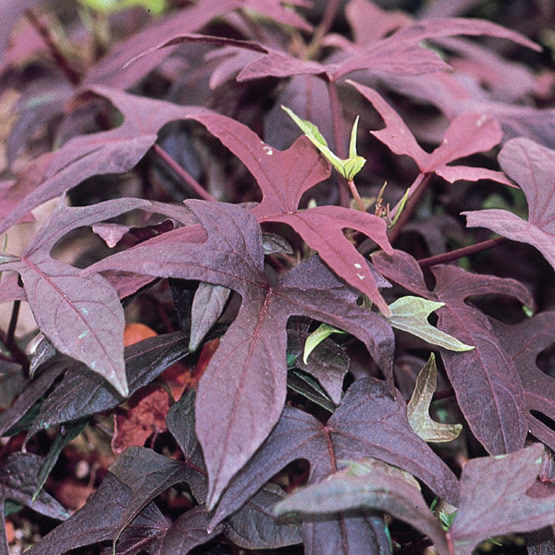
[281,106,366,180]
[407,354,462,443]
[303,323,347,364]
[32,420,89,501]
[389,296,474,352]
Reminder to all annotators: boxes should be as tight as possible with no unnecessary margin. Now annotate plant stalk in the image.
[25,9,82,85]
[388,172,431,243]
[306,0,342,59]
[328,80,350,207]
[418,237,509,268]
[152,144,217,202]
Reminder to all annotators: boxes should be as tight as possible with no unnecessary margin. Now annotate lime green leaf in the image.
[79,0,166,15]
[389,296,474,352]
[281,106,366,180]
[389,186,410,227]
[407,354,463,443]
[303,323,347,364]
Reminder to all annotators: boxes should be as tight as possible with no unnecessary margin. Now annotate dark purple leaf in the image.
[349,81,512,185]
[274,457,449,553]
[0,451,69,552]
[0,198,148,395]
[374,71,555,148]
[225,484,302,549]
[82,0,241,88]
[237,14,539,82]
[288,328,349,405]
[83,0,310,89]
[87,201,395,507]
[463,138,555,269]
[0,357,66,437]
[189,282,231,352]
[109,446,205,544]
[372,251,532,455]
[25,472,136,555]
[211,377,459,531]
[432,265,532,454]
[448,444,555,555]
[165,389,208,502]
[27,332,189,437]
[491,313,555,450]
[188,113,393,315]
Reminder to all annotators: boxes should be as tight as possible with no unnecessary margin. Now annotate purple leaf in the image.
[349,81,512,186]
[225,484,302,549]
[287,328,349,405]
[27,332,189,437]
[372,251,532,454]
[211,377,459,531]
[448,444,555,555]
[0,451,69,552]
[86,201,394,507]
[274,457,449,553]
[0,87,210,235]
[189,113,393,315]
[0,356,65,437]
[432,266,531,455]
[491,313,555,450]
[0,198,148,395]
[463,138,555,269]
[109,446,205,544]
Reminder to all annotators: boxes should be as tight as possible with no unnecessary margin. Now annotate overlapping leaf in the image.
[209,377,459,553]
[373,250,531,454]
[447,444,555,554]
[86,200,394,507]
[0,198,149,395]
[26,331,189,438]
[491,312,555,450]
[349,81,512,186]
[274,457,449,554]
[463,138,555,269]
[0,86,211,235]
[186,112,393,314]
[0,452,69,554]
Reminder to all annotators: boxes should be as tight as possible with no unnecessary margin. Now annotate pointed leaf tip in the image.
[389,296,475,351]
[407,354,463,443]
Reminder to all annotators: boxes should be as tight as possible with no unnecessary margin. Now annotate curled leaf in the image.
[389,296,474,352]
[303,323,347,364]
[407,354,462,443]
[281,105,366,180]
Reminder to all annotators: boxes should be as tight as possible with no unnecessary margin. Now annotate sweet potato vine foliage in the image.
[0,1,554,554]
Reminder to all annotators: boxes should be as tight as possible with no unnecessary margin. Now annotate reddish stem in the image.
[418,237,509,268]
[388,172,431,243]
[25,9,82,85]
[328,80,350,207]
[307,0,342,57]
[152,144,217,202]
